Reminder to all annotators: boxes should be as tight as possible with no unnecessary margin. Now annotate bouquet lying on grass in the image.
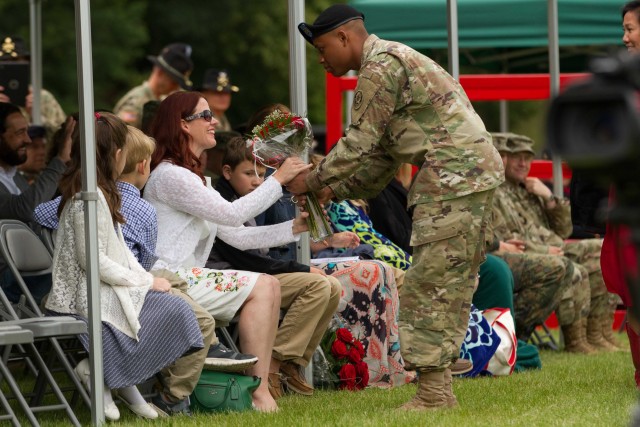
[320,327,369,391]
[250,110,333,242]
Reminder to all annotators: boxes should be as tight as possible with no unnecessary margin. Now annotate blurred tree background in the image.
[0,0,559,145]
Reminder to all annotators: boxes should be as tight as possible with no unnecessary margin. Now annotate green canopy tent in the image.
[349,0,623,72]
[349,0,622,49]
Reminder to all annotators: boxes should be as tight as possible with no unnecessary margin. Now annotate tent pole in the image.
[548,0,563,196]
[288,0,310,268]
[28,0,42,124]
[74,0,104,425]
[446,0,460,79]
[288,0,314,382]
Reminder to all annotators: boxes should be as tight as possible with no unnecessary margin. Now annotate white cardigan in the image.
[143,162,300,271]
[46,190,154,339]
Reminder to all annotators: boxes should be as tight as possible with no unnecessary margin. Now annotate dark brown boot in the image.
[399,370,448,411]
[587,315,617,352]
[562,319,595,354]
[443,368,458,408]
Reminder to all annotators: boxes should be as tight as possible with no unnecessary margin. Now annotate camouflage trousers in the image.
[564,238,611,318]
[499,251,574,341]
[399,189,494,371]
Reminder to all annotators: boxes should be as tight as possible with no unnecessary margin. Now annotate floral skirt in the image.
[317,259,415,388]
[176,267,260,322]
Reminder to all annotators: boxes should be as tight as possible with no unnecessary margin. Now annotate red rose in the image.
[354,340,365,358]
[355,361,369,389]
[331,339,349,359]
[336,328,354,343]
[292,117,305,128]
[338,363,357,390]
[348,346,362,363]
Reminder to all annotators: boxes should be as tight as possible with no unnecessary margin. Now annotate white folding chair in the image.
[0,220,90,422]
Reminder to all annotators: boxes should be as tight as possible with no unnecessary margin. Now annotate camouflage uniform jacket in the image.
[306,35,504,206]
[113,81,157,129]
[23,89,66,138]
[496,180,572,253]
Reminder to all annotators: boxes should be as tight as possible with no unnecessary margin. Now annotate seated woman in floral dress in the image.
[144,92,311,412]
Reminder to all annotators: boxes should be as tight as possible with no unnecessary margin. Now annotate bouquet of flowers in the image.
[320,327,369,391]
[250,110,333,242]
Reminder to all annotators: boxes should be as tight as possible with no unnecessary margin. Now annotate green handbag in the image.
[190,371,261,413]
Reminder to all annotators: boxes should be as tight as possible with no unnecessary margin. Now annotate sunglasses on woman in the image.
[184,110,213,122]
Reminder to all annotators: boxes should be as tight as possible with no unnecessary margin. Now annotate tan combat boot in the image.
[399,370,448,411]
[562,319,595,354]
[600,315,625,350]
[443,368,458,408]
[586,315,617,352]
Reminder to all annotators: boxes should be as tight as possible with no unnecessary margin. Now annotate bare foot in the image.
[252,389,278,413]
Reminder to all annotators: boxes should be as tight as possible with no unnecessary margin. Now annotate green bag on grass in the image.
[190,371,261,413]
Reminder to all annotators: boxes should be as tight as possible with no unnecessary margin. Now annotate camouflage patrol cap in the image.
[147,43,194,90]
[507,134,535,155]
[298,4,364,45]
[490,132,513,153]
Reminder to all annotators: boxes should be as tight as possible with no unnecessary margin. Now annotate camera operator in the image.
[548,0,640,390]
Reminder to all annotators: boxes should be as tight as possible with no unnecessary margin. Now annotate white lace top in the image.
[46,190,154,340]
[144,162,300,271]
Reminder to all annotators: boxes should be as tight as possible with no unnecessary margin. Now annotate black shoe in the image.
[203,343,259,372]
[150,394,191,417]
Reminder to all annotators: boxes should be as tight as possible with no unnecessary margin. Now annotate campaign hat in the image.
[147,43,194,90]
[197,69,239,93]
[0,36,29,61]
[298,5,364,44]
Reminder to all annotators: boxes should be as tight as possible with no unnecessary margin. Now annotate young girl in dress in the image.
[45,112,203,420]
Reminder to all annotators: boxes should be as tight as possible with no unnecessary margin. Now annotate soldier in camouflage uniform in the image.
[497,133,620,351]
[293,5,504,410]
[114,43,193,129]
[488,133,590,351]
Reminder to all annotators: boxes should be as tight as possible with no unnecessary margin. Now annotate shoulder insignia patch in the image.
[354,90,363,110]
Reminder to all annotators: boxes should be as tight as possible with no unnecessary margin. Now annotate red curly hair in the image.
[149,91,205,184]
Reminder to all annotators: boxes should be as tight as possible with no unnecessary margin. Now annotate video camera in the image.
[547,50,640,198]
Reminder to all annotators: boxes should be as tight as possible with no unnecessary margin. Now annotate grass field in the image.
[16,331,636,427]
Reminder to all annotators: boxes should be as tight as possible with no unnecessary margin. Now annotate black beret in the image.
[298,4,364,45]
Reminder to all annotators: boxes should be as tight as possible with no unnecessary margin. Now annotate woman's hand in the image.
[272,157,312,185]
[151,277,171,292]
[326,231,360,249]
[57,116,76,163]
[292,211,310,235]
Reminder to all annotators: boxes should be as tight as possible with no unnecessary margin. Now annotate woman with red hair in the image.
[144,91,310,412]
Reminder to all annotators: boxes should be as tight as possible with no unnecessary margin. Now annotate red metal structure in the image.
[325,72,589,152]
